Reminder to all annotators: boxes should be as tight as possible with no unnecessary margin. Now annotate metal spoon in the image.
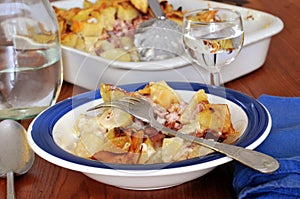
[0,120,35,199]
[134,0,184,61]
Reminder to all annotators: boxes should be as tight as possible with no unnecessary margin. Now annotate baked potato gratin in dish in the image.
[53,0,186,62]
[73,81,241,164]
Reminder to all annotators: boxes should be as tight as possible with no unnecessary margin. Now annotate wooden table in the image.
[1,0,300,198]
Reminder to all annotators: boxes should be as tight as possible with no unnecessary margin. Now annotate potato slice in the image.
[80,22,103,37]
[149,81,181,109]
[117,2,140,21]
[83,36,99,52]
[166,11,185,26]
[100,48,132,62]
[187,145,213,159]
[97,108,133,130]
[100,83,130,102]
[93,0,114,9]
[72,7,94,21]
[83,0,94,8]
[180,89,208,124]
[161,137,190,162]
[74,140,91,158]
[130,0,148,13]
[138,137,156,164]
[74,36,86,51]
[101,7,117,31]
[61,33,79,47]
[78,132,105,156]
[104,127,132,153]
[198,104,234,133]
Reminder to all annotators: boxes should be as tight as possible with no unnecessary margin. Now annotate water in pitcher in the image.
[0,46,62,119]
[0,0,63,119]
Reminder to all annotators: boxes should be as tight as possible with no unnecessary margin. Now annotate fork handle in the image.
[151,121,279,174]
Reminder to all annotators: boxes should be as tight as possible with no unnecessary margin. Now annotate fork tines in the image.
[86,96,141,112]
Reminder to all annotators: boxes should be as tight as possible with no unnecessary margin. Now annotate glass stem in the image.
[210,72,221,86]
[210,54,223,86]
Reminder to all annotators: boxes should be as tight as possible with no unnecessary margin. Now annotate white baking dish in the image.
[52,0,284,90]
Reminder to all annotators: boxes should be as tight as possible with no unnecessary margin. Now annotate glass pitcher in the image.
[0,0,63,120]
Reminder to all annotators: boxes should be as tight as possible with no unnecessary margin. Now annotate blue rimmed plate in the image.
[27,82,271,190]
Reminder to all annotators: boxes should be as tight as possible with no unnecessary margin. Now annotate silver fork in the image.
[87,97,279,173]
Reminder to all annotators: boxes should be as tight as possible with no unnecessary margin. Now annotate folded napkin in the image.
[233,94,300,199]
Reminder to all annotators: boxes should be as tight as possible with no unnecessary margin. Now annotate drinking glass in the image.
[0,0,63,120]
[183,8,244,86]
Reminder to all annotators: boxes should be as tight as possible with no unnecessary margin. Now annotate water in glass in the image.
[183,8,244,86]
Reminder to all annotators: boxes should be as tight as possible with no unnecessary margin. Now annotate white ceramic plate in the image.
[27,82,272,190]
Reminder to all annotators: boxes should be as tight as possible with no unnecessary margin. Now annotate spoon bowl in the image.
[0,120,35,198]
[134,0,184,61]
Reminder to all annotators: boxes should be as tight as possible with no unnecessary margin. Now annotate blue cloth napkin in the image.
[233,94,300,199]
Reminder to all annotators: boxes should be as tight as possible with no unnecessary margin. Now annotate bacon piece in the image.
[91,151,126,164]
[144,126,165,148]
